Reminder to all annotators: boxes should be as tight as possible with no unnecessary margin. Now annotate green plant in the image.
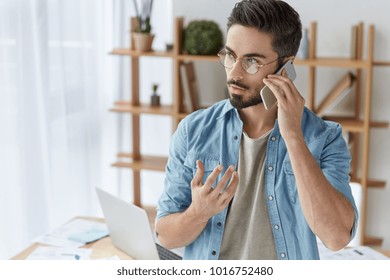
[183,20,224,55]
[152,83,159,93]
[132,0,154,33]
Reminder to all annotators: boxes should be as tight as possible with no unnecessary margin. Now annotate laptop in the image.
[96,187,182,260]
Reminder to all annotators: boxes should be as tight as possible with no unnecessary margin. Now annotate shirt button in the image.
[268,166,273,171]
[281,252,286,258]
[233,135,239,140]
[274,224,279,230]
[271,136,276,141]
[212,251,216,256]
[268,195,274,201]
[217,222,222,227]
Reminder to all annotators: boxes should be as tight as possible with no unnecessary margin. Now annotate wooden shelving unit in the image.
[298,22,389,246]
[110,17,199,207]
[110,102,175,116]
[112,153,167,172]
[110,18,388,246]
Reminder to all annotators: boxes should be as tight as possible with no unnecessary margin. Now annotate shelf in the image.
[178,54,219,62]
[366,180,386,188]
[374,61,390,66]
[352,179,386,189]
[110,102,175,116]
[112,153,167,172]
[110,49,220,62]
[295,58,367,68]
[363,236,383,246]
[178,112,188,119]
[110,48,174,58]
[109,50,389,67]
[322,116,389,132]
[367,179,386,188]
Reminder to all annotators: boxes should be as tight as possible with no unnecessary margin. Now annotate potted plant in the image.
[131,0,154,52]
[183,20,223,55]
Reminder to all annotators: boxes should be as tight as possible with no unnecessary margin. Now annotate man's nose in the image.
[228,59,245,80]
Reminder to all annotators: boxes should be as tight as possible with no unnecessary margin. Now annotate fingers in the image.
[263,75,302,106]
[204,164,224,191]
[190,161,239,218]
[263,75,293,96]
[211,165,239,209]
[281,68,288,78]
[213,165,235,196]
[220,171,239,203]
[191,160,204,187]
[191,161,239,204]
[191,160,225,191]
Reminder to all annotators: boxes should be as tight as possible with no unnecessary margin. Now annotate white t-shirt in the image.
[219,130,277,260]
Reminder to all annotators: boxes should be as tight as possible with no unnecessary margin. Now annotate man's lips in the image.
[230,84,246,91]
[227,80,249,93]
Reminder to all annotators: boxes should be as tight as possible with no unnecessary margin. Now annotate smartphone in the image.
[260,60,297,110]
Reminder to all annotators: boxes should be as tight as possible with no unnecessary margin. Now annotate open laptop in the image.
[96,187,182,260]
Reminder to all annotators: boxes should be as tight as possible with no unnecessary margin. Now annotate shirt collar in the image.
[217,99,237,119]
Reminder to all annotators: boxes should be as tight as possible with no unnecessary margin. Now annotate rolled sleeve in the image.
[157,119,193,221]
[321,123,359,240]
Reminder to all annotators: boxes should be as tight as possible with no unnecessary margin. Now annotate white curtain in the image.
[0,0,118,259]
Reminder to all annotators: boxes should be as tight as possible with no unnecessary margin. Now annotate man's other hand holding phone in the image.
[262,66,305,141]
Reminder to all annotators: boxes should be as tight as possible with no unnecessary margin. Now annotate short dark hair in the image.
[227,0,302,60]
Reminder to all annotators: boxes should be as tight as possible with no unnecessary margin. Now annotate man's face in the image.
[224,24,279,109]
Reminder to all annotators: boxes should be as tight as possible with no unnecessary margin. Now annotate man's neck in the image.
[239,104,277,139]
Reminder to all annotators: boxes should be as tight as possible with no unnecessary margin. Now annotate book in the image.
[350,25,358,60]
[315,72,355,117]
[180,62,199,112]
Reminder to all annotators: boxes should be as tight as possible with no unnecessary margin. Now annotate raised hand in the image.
[263,69,305,141]
[189,160,239,223]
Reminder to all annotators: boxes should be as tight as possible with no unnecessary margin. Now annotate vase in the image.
[132,33,155,52]
[296,27,309,60]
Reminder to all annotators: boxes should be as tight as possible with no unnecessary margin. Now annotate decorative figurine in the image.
[151,83,160,107]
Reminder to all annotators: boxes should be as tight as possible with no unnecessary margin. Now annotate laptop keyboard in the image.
[156,243,182,260]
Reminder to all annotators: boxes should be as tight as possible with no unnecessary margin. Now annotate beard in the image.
[229,92,263,109]
[227,80,263,109]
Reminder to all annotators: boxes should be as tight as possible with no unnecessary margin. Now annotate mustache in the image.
[227,80,250,90]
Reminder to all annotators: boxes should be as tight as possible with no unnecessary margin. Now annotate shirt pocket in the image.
[184,154,220,188]
[283,156,321,204]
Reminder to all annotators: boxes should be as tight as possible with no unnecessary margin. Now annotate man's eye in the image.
[226,52,235,59]
[246,57,259,65]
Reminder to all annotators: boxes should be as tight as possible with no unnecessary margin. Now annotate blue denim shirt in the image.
[157,99,358,260]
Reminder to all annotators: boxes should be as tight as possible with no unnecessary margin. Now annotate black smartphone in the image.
[260,60,297,110]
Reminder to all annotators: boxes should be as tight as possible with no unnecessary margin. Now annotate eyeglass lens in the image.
[219,51,259,74]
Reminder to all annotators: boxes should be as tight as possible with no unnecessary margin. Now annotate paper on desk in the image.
[26,246,92,260]
[318,242,389,260]
[68,228,108,243]
[34,218,108,248]
[34,234,84,248]
[94,255,121,260]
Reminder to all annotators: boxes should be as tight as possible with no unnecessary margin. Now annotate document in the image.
[26,246,92,260]
[318,242,389,260]
[34,218,108,247]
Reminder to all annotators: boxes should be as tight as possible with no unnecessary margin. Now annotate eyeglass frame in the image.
[217,48,285,75]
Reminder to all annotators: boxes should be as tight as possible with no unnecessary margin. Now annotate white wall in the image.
[167,0,390,250]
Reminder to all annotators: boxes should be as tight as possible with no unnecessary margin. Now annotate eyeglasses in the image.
[217,49,282,75]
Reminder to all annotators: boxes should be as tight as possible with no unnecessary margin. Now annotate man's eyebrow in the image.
[224,45,267,59]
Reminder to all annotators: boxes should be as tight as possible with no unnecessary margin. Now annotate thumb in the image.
[281,68,288,78]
